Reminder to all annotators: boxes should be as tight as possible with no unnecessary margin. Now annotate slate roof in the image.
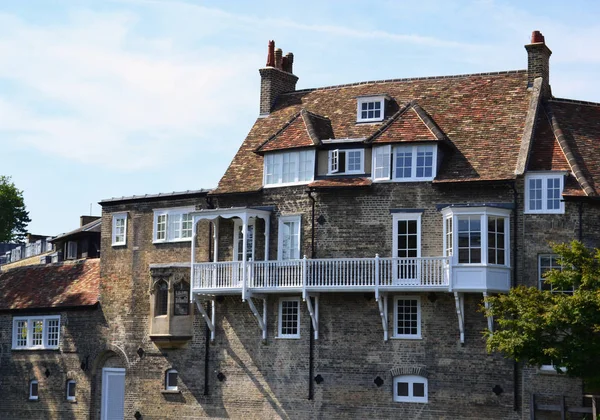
[0,259,100,311]
[51,218,102,242]
[214,71,533,194]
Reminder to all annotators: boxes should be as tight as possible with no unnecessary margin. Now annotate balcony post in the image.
[242,215,248,302]
[302,255,308,301]
[190,218,198,299]
[374,254,380,301]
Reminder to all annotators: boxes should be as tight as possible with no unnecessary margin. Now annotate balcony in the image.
[192,256,450,298]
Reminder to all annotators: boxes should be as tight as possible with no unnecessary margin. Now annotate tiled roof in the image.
[214,71,532,194]
[0,259,100,311]
[308,177,372,189]
[51,218,102,242]
[370,102,444,144]
[546,100,600,196]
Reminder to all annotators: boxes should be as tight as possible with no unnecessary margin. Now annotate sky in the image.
[1,0,599,237]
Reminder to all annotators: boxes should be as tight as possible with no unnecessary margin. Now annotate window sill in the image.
[67,398,77,403]
[153,238,192,245]
[263,181,311,188]
[372,178,434,183]
[12,347,60,351]
[276,336,300,340]
[161,389,181,395]
[356,120,384,125]
[391,335,422,340]
[524,210,565,215]
[111,242,127,247]
[28,398,39,402]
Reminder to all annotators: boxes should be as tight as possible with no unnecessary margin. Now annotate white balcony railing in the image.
[192,256,450,293]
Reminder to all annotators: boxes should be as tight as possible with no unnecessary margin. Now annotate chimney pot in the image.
[284,52,294,73]
[274,48,283,70]
[266,40,275,67]
[531,30,545,44]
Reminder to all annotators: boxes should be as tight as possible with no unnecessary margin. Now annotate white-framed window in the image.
[357,96,385,122]
[29,379,39,401]
[233,219,255,262]
[540,361,567,373]
[539,254,573,293]
[165,369,178,391]
[12,315,60,350]
[372,144,437,182]
[393,375,428,403]
[525,173,565,214]
[278,215,301,260]
[442,207,511,267]
[393,296,421,339]
[278,297,300,338]
[392,213,421,282]
[66,380,76,402]
[264,150,315,187]
[153,207,195,243]
[328,149,365,175]
[112,213,127,246]
[66,241,77,260]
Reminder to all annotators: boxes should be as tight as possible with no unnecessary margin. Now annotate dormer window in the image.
[328,149,364,175]
[372,144,437,182]
[264,150,315,187]
[357,96,385,122]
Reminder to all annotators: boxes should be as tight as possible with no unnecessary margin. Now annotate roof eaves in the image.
[99,189,210,205]
[411,103,447,141]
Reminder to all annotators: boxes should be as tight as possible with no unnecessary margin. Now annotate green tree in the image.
[0,176,31,242]
[484,241,600,386]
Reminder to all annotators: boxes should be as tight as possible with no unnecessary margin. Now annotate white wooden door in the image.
[101,367,125,420]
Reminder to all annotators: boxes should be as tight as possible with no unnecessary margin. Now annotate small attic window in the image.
[357,96,385,122]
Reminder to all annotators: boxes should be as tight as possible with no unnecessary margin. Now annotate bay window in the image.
[264,150,315,186]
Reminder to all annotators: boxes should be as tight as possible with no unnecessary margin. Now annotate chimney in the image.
[80,215,100,227]
[525,30,552,98]
[259,40,298,115]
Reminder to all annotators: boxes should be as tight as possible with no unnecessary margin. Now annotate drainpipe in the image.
[204,196,215,396]
[578,202,583,242]
[509,181,519,411]
[306,189,316,258]
[305,190,316,400]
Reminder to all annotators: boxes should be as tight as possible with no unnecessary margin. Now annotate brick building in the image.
[3,30,599,419]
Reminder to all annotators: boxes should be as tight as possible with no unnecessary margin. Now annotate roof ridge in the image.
[255,110,303,153]
[550,98,600,107]
[300,109,323,146]
[411,103,446,141]
[364,102,412,143]
[283,69,527,95]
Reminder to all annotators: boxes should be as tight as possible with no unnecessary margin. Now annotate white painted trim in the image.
[263,149,315,187]
[165,369,178,391]
[392,144,437,181]
[357,96,385,123]
[393,375,428,403]
[233,219,256,262]
[12,315,61,350]
[66,379,76,401]
[327,148,365,175]
[29,379,39,401]
[392,296,422,339]
[524,172,566,214]
[153,207,195,243]
[278,215,302,260]
[111,212,128,246]
[277,297,301,339]
[101,368,126,420]
[372,144,391,181]
[392,213,422,259]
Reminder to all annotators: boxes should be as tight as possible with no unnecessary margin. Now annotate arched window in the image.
[29,379,39,400]
[165,369,178,391]
[66,379,76,401]
[393,375,427,403]
[155,281,169,316]
[173,281,190,316]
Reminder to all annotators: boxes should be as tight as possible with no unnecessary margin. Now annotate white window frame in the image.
[393,144,437,181]
[525,172,565,214]
[357,96,385,123]
[392,213,422,259]
[442,207,511,267]
[278,215,301,260]
[66,379,76,402]
[112,212,127,246]
[165,369,178,391]
[153,207,195,243]
[393,375,428,403]
[278,297,301,339]
[372,145,391,181]
[233,219,256,262]
[393,296,422,339]
[327,149,365,175]
[538,254,572,293]
[29,379,39,401]
[66,241,77,260]
[12,315,61,350]
[263,150,315,187]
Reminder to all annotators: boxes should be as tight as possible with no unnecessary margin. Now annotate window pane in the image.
[395,150,412,178]
[156,281,168,316]
[413,382,425,397]
[67,381,76,398]
[17,320,28,347]
[46,319,60,347]
[174,282,190,316]
[397,382,409,397]
[167,372,178,388]
[32,320,43,346]
[31,382,38,397]
[396,299,419,336]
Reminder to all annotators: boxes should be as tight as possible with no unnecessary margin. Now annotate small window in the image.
[393,375,428,403]
[278,298,300,338]
[66,380,76,401]
[393,296,421,339]
[539,255,573,293]
[155,281,169,316]
[29,380,39,401]
[525,173,565,214]
[357,96,385,122]
[165,369,178,391]
[153,207,195,243]
[278,216,301,260]
[112,213,127,246]
[13,315,60,350]
[66,241,77,260]
[328,149,364,175]
[173,282,190,316]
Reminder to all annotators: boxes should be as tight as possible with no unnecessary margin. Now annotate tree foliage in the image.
[0,176,31,243]
[484,241,600,384]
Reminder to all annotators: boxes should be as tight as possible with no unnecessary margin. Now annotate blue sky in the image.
[1,0,599,237]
